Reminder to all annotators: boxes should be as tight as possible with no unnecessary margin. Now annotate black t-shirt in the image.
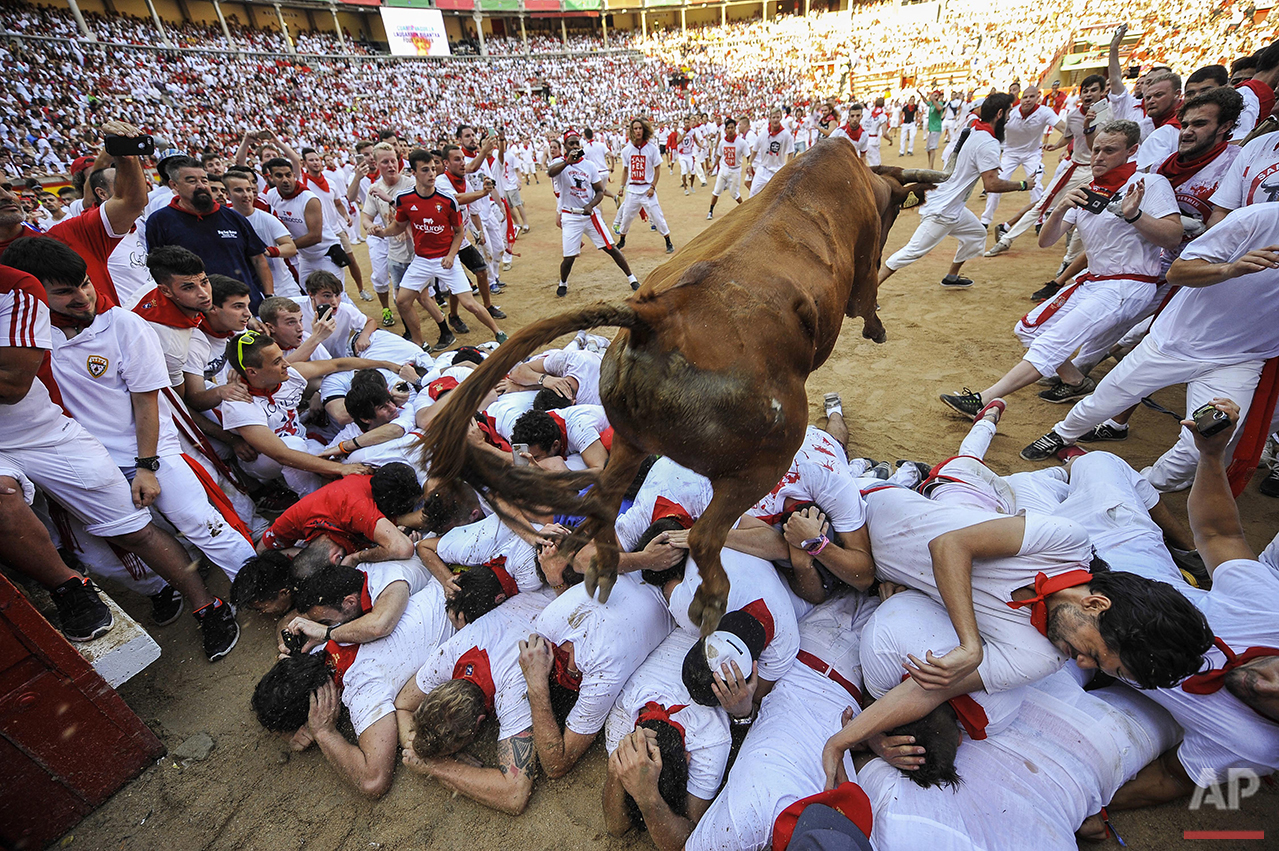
[902,104,919,123]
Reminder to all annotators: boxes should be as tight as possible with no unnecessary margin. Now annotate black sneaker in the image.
[995,223,1009,240]
[1260,467,1279,498]
[556,284,568,298]
[150,584,184,626]
[194,598,239,662]
[449,315,470,335]
[940,275,973,289]
[616,235,626,249]
[487,305,507,320]
[1037,377,1096,404]
[869,461,893,480]
[665,241,674,254]
[1078,423,1129,443]
[630,279,640,291]
[1170,547,1213,589]
[1031,281,1061,302]
[51,576,114,642]
[430,332,457,353]
[939,388,983,417]
[1021,430,1069,461]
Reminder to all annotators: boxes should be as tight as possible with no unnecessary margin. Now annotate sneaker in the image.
[995,223,1009,240]
[495,331,509,345]
[1030,281,1061,302]
[848,457,877,477]
[973,397,1005,424]
[651,223,658,231]
[630,279,641,291]
[51,576,114,642]
[1078,423,1129,443]
[1036,374,1062,387]
[380,308,395,327]
[940,275,973,289]
[194,598,239,662]
[501,261,512,271]
[612,223,621,235]
[1020,430,1069,462]
[1260,466,1279,498]
[665,242,675,254]
[149,584,184,626]
[488,305,507,320]
[984,240,1011,257]
[490,281,504,294]
[869,460,893,480]
[556,284,568,298]
[700,182,707,187]
[617,235,627,249]
[824,392,843,417]
[894,460,932,485]
[939,388,983,417]
[684,188,690,196]
[358,290,373,302]
[1037,376,1096,404]
[430,332,456,353]
[707,211,714,220]
[521,225,531,234]
[1170,547,1213,589]
[449,315,470,335]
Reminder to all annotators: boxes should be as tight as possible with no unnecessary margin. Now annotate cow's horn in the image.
[901,168,951,183]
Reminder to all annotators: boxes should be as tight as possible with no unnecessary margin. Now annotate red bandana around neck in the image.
[844,124,863,141]
[453,646,497,712]
[546,411,570,459]
[636,700,688,742]
[1152,110,1182,130]
[1089,161,1137,193]
[484,556,520,599]
[1181,637,1279,695]
[550,641,582,692]
[133,287,202,330]
[652,496,695,529]
[1236,79,1277,127]
[972,120,997,138]
[300,170,331,194]
[1005,570,1094,636]
[49,301,106,329]
[475,412,512,453]
[1158,141,1229,188]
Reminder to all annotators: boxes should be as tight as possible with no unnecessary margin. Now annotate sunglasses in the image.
[235,330,261,369]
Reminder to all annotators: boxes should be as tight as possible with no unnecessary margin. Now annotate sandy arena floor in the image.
[63,142,1277,850]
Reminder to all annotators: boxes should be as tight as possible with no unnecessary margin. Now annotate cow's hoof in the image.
[688,587,728,636]
[584,560,617,603]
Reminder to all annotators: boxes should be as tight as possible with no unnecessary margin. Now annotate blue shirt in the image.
[144,202,268,306]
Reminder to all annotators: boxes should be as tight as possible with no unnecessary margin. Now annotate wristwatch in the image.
[134,456,161,472]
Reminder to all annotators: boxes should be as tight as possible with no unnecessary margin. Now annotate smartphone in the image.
[512,443,530,467]
[1079,188,1113,214]
[105,134,155,158]
[316,303,332,321]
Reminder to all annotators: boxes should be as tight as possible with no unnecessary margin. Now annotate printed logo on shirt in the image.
[217,229,240,239]
[86,354,109,378]
[1248,162,1279,204]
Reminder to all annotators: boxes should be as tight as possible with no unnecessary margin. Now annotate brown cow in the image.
[422,138,942,634]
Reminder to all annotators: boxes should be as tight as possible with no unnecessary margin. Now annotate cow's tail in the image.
[421,301,644,489]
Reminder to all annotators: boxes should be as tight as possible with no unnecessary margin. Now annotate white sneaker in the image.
[706,211,713,219]
[358,290,373,301]
[684,188,690,196]
[501,261,512,271]
[984,240,1011,257]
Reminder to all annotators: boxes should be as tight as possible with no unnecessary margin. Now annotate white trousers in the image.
[885,209,987,270]
[981,150,1046,224]
[898,123,917,154]
[618,188,670,236]
[1003,159,1090,245]
[1014,278,1158,377]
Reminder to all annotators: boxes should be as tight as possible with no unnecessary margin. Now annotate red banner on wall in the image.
[524,0,561,9]
[337,0,383,6]
[435,0,476,9]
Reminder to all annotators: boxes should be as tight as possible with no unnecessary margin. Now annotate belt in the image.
[797,649,861,702]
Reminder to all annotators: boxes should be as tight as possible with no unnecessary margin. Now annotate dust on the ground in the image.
[66,145,1277,851]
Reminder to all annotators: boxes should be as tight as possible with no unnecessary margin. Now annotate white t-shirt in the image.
[245,208,299,297]
[1061,171,1179,279]
[293,295,368,360]
[364,174,416,265]
[49,308,181,467]
[484,389,537,441]
[919,127,1001,221]
[0,271,73,450]
[551,157,603,212]
[748,426,865,533]
[830,126,870,156]
[1210,129,1279,210]
[582,140,610,173]
[106,228,154,309]
[717,136,749,172]
[220,366,308,437]
[1136,123,1181,174]
[414,594,549,740]
[615,457,715,552]
[1003,104,1062,157]
[667,548,800,683]
[1158,204,1279,363]
[863,487,1092,692]
[547,404,611,456]
[1147,558,1279,785]
[1231,83,1265,142]
[266,187,339,262]
[605,629,731,800]
[619,141,662,188]
[541,348,603,407]
[751,128,794,172]
[533,575,672,736]
[435,512,542,593]
[338,583,451,736]
[1063,106,1098,166]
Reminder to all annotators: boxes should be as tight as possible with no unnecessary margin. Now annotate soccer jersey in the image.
[260,474,384,553]
[0,266,68,450]
[394,189,461,259]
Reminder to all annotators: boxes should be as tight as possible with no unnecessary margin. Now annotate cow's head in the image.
[870,165,950,253]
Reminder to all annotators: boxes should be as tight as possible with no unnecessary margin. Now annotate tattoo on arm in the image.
[499,730,537,780]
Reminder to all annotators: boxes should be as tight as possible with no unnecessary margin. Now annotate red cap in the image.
[69,156,94,175]
[428,376,459,400]
[772,783,874,851]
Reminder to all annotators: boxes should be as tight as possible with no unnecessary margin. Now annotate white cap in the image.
[703,630,752,674]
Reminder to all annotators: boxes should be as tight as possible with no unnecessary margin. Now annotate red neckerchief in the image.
[636,700,688,742]
[475,412,512,453]
[202,324,236,340]
[900,673,989,739]
[550,641,582,692]
[1005,570,1094,636]
[1152,109,1182,130]
[1236,79,1277,127]
[739,598,776,645]
[1088,161,1137,193]
[247,381,282,400]
[1019,103,1037,119]
[325,639,360,689]
[275,181,304,201]
[453,646,497,713]
[300,170,330,194]
[446,171,467,194]
[843,123,863,141]
[484,556,520,599]
[1157,141,1229,188]
[133,287,203,329]
[49,304,105,329]
[972,121,997,137]
[1181,637,1279,695]
[546,411,570,459]
[652,496,694,529]
[463,146,479,159]
[768,125,783,137]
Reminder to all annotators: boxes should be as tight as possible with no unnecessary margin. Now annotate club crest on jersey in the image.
[463,663,475,677]
[86,354,109,378]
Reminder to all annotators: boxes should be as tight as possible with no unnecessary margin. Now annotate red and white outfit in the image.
[604,629,731,801]
[1000,105,1098,247]
[1210,129,1279,211]
[675,132,697,177]
[220,366,323,495]
[1014,168,1178,378]
[483,389,537,442]
[552,157,615,257]
[864,107,888,167]
[244,207,301,298]
[49,306,254,581]
[667,548,800,683]
[265,185,343,282]
[830,122,869,158]
[395,188,469,296]
[1231,80,1276,142]
[712,135,749,200]
[614,457,715,552]
[685,592,878,851]
[533,575,672,737]
[748,426,866,534]
[980,103,1062,224]
[435,512,544,594]
[617,141,670,238]
[863,486,1092,692]
[331,583,451,737]
[748,127,794,198]
[543,404,611,460]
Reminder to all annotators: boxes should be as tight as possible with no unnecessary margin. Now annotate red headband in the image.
[636,700,688,742]
[485,556,519,599]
